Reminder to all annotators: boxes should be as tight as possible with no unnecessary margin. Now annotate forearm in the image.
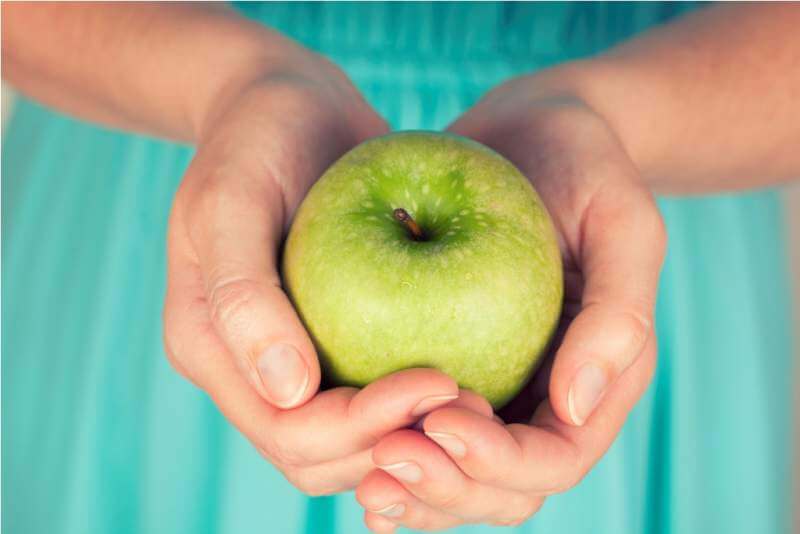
[2,3,297,142]
[544,4,800,193]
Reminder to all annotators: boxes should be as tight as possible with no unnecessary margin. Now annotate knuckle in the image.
[492,516,527,528]
[284,467,338,497]
[193,173,245,217]
[564,449,586,490]
[637,218,668,271]
[257,432,307,469]
[161,323,197,385]
[161,329,184,374]
[626,192,668,262]
[581,302,653,372]
[482,467,512,489]
[163,345,190,380]
[354,483,373,509]
[513,497,540,524]
[363,512,394,533]
[161,303,184,369]
[494,495,541,526]
[645,207,668,255]
[497,518,527,528]
[207,276,262,330]
[526,498,544,518]
[495,462,519,489]
[432,488,469,511]
[553,471,584,494]
[583,303,652,374]
[619,308,652,360]
[641,347,658,384]
[161,293,217,387]
[545,440,585,494]
[412,514,449,532]
[654,215,668,253]
[283,468,318,496]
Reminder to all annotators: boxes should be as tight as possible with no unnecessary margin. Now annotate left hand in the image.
[355,73,667,531]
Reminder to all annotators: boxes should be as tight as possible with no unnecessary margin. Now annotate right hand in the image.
[356,80,666,532]
[163,48,492,495]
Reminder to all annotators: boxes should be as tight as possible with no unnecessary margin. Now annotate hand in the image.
[162,51,489,495]
[355,74,667,531]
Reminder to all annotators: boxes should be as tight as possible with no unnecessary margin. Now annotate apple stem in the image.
[393,208,424,240]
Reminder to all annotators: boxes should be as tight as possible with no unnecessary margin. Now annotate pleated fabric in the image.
[3,3,792,533]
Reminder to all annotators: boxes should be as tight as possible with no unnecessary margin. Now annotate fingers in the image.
[273,368,459,464]
[278,448,374,496]
[414,387,494,429]
[363,511,398,534]
[359,339,654,531]
[357,469,468,532]
[422,407,576,494]
[446,388,494,418]
[549,176,666,426]
[420,338,657,494]
[370,430,538,523]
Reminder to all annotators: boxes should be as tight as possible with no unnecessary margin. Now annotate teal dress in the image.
[3,3,793,533]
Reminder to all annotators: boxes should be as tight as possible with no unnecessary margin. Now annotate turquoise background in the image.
[3,3,794,533]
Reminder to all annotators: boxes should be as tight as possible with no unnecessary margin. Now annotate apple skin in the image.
[282,131,563,408]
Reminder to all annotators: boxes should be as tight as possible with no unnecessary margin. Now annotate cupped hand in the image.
[162,50,490,495]
[356,75,667,531]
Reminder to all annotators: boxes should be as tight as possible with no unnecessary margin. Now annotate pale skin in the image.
[4,3,799,531]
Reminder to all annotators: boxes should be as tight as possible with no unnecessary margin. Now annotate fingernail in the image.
[379,461,423,483]
[568,363,608,425]
[257,343,309,408]
[425,431,467,458]
[411,394,458,417]
[372,503,406,518]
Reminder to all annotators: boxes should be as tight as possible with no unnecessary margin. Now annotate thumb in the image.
[186,170,320,409]
[549,182,666,426]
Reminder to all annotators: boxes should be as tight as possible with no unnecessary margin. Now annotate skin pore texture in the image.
[283,132,563,408]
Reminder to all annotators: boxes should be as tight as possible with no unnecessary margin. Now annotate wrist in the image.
[185,20,319,143]
[524,60,660,185]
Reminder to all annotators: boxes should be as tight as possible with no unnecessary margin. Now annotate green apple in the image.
[282,131,563,408]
